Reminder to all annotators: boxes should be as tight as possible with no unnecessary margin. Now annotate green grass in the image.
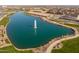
[0,46,33,53]
[52,24,79,53]
[0,16,9,26]
[65,24,79,28]
[52,37,79,53]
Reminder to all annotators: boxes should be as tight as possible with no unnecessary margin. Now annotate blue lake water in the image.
[6,12,74,49]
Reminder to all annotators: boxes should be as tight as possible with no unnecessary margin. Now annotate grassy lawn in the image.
[0,46,33,53]
[52,23,79,53]
[65,24,79,28]
[0,16,9,26]
[52,37,79,53]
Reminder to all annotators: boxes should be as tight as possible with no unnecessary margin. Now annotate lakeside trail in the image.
[27,11,79,53]
[0,11,17,21]
[0,12,15,48]
[1,11,79,53]
[28,12,79,53]
[41,17,79,53]
[0,14,8,21]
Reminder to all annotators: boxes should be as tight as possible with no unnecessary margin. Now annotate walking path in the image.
[0,14,7,21]
[0,12,15,48]
[0,44,12,48]
[28,11,79,53]
[0,11,78,52]
[27,11,51,17]
[0,12,16,21]
[41,17,79,53]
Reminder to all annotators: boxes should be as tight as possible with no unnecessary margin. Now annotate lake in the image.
[6,12,74,49]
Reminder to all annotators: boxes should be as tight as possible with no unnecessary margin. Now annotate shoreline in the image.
[2,11,79,53]
[26,12,79,52]
[41,17,79,53]
[0,12,15,49]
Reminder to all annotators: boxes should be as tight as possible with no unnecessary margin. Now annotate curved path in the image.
[43,17,79,53]
[0,12,15,21]
[27,11,79,53]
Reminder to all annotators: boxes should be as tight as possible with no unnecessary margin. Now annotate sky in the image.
[0,0,79,5]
